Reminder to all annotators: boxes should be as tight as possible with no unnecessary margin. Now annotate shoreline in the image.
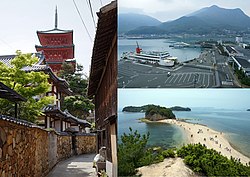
[158,119,250,165]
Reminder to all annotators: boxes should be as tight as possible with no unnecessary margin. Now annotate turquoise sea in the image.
[118,111,187,148]
[118,108,250,158]
[118,39,201,62]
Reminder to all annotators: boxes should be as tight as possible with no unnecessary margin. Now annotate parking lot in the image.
[118,60,214,88]
[118,48,241,88]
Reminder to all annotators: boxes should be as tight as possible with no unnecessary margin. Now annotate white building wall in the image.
[55,120,61,131]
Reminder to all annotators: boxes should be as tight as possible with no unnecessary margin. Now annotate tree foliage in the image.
[118,128,150,176]
[63,95,94,119]
[60,63,94,119]
[0,51,53,122]
[177,143,250,176]
[145,105,176,119]
[118,128,173,176]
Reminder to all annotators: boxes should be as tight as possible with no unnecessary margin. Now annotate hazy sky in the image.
[119,0,250,22]
[0,0,112,75]
[118,89,250,111]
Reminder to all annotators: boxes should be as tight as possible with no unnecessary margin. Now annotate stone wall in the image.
[57,134,72,161]
[0,119,96,177]
[75,133,96,154]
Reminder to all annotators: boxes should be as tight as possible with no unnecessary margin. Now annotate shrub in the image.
[177,143,250,176]
[162,149,176,158]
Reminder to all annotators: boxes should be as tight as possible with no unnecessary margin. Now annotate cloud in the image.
[119,0,250,21]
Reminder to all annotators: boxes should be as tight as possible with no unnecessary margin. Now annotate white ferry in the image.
[121,43,177,67]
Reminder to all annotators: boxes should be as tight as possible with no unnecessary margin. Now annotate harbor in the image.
[118,38,241,88]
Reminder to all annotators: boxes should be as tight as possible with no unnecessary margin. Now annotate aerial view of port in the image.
[118,4,250,88]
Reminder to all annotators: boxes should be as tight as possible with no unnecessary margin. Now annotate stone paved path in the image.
[47,154,96,177]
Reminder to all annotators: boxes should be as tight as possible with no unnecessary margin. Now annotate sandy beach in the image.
[138,157,198,177]
[159,119,250,164]
[137,119,250,177]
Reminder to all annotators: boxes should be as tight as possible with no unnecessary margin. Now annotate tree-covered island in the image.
[122,104,191,113]
[145,105,175,121]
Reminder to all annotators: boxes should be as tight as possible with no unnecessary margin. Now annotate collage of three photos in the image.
[0,0,250,176]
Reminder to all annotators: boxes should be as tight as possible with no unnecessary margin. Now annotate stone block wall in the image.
[0,119,96,177]
[76,133,96,154]
[0,119,49,177]
[57,134,72,161]
[34,128,50,176]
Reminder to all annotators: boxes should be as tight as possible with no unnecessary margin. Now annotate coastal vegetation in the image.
[118,128,250,176]
[145,105,175,121]
[170,106,191,111]
[122,105,149,112]
[118,128,177,176]
[122,104,191,112]
[177,143,250,176]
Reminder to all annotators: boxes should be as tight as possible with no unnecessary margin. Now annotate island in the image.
[122,104,191,112]
[122,105,149,112]
[170,106,191,111]
[247,109,250,111]
[145,105,175,121]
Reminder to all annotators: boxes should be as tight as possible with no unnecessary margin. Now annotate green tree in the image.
[118,128,149,176]
[145,105,175,119]
[63,95,94,119]
[59,62,75,81]
[118,128,170,176]
[60,63,94,119]
[0,51,53,122]
[177,143,250,176]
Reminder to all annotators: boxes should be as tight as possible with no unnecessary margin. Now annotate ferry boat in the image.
[121,42,177,67]
[169,42,190,48]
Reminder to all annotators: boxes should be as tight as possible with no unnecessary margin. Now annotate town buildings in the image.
[0,53,89,132]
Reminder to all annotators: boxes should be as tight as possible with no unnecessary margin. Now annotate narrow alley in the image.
[47,154,96,177]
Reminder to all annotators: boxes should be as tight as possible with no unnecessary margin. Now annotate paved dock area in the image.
[47,154,96,177]
[118,48,240,88]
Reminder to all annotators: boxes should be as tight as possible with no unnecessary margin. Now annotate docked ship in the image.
[121,42,177,67]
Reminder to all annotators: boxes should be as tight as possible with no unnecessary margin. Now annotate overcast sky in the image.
[0,0,112,75]
[118,89,250,111]
[119,0,250,22]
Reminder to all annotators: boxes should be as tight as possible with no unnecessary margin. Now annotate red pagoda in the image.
[35,7,76,73]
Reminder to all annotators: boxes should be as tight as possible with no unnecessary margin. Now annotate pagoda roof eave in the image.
[37,28,73,34]
[35,44,74,49]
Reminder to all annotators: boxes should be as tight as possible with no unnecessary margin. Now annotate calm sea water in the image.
[118,108,250,157]
[118,112,187,148]
[118,39,201,62]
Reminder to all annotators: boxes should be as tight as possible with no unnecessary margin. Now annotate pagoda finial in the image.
[55,6,58,29]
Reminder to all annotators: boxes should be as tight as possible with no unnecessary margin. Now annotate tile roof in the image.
[44,105,91,126]
[64,109,91,126]
[35,44,74,49]
[0,114,37,127]
[0,52,45,68]
[0,82,26,102]
[37,28,73,34]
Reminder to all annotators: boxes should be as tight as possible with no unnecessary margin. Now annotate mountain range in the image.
[119,5,250,35]
[118,13,161,34]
